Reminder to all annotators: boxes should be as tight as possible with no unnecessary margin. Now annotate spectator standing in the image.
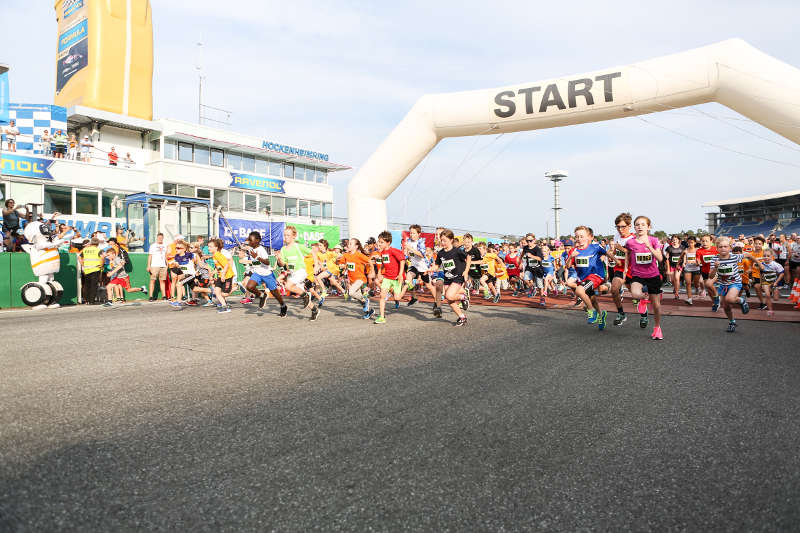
[41,129,52,157]
[80,135,93,162]
[122,152,134,168]
[147,232,168,300]
[67,133,78,160]
[2,199,26,251]
[4,120,19,152]
[79,237,103,304]
[52,130,68,159]
[116,226,129,251]
[108,147,119,166]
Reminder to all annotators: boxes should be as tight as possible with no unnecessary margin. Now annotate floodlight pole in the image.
[545,170,568,240]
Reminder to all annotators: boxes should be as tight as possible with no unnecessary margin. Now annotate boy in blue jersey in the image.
[564,226,609,330]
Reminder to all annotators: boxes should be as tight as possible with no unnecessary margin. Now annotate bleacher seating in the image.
[780,219,800,234]
[728,220,778,237]
[715,223,737,236]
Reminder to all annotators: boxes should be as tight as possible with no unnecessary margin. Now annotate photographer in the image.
[2,199,27,252]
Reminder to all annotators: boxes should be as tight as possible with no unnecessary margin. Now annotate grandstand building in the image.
[703,190,800,236]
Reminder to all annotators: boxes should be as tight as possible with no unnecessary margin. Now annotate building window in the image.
[259,194,271,214]
[294,166,305,181]
[283,163,294,179]
[305,167,315,182]
[196,188,211,200]
[178,142,193,162]
[227,152,242,170]
[178,184,194,197]
[242,155,255,172]
[101,190,120,217]
[44,185,72,215]
[150,139,160,152]
[299,200,309,217]
[322,202,332,219]
[285,198,297,217]
[228,190,244,211]
[210,148,224,167]
[310,201,321,218]
[269,161,282,177]
[271,196,285,216]
[255,158,267,175]
[213,189,227,210]
[315,170,326,184]
[76,190,99,215]
[244,193,257,212]
[164,140,176,160]
[163,182,177,195]
[195,145,210,166]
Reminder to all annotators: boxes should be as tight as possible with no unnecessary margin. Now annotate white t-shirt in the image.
[791,242,800,262]
[5,126,19,141]
[251,246,273,276]
[149,242,167,268]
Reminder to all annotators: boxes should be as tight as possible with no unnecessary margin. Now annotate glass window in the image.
[283,163,294,179]
[271,196,285,216]
[196,188,211,200]
[10,182,42,206]
[310,201,321,218]
[178,184,194,197]
[242,155,255,172]
[178,142,193,162]
[299,200,309,217]
[255,158,267,175]
[164,140,176,160]
[163,182,177,195]
[228,190,244,211]
[294,166,305,181]
[316,170,326,184]
[322,202,332,219]
[227,152,242,170]
[269,161,282,176]
[211,148,224,167]
[194,145,210,165]
[44,185,72,215]
[76,190,99,215]
[285,198,297,217]
[101,190,119,218]
[305,167,315,182]
[244,193,258,212]
[150,139,160,152]
[259,194,271,214]
[213,189,228,210]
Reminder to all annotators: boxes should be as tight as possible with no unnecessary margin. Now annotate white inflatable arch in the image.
[347,39,800,239]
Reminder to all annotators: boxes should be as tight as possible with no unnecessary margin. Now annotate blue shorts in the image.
[250,271,278,291]
[717,282,742,296]
[433,271,445,280]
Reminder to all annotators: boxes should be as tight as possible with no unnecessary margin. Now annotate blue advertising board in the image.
[0,154,55,180]
[220,218,284,251]
[229,173,285,194]
[0,70,8,124]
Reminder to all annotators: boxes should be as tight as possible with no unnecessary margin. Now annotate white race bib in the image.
[635,253,652,265]
[575,257,589,268]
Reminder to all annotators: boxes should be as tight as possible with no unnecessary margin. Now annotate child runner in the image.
[609,212,634,326]
[754,248,784,317]
[664,235,685,300]
[748,236,767,310]
[373,231,406,324]
[275,226,319,321]
[478,242,503,303]
[697,234,719,310]
[338,238,375,319]
[708,236,750,332]
[520,234,544,298]
[170,240,195,306]
[540,244,556,304]
[462,234,482,298]
[313,238,345,306]
[400,224,431,307]
[103,247,147,306]
[208,238,234,313]
[625,216,665,340]
[435,229,469,326]
[505,243,523,296]
[680,236,703,305]
[565,226,608,330]
[243,231,287,317]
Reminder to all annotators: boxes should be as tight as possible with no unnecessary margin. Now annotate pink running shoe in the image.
[637,299,649,314]
[651,326,663,340]
[240,297,253,304]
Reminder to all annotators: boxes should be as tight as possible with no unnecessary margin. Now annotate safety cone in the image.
[790,280,800,303]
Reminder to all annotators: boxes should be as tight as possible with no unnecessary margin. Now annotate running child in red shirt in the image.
[697,234,720,311]
[374,231,406,324]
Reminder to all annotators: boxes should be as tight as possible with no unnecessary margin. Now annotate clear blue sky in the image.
[4,0,800,236]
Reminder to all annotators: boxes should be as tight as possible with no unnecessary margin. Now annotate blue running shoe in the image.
[598,310,607,331]
[712,296,720,312]
[587,310,598,324]
[740,297,750,314]
[362,299,370,313]
[394,300,400,310]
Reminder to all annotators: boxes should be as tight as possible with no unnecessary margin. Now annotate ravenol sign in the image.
[0,154,55,180]
[230,172,285,194]
[262,141,329,162]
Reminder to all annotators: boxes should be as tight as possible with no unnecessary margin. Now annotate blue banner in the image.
[0,154,55,180]
[229,173,285,194]
[63,0,84,19]
[0,70,8,124]
[220,218,284,251]
[58,19,88,53]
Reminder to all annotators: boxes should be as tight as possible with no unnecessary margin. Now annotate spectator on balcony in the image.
[108,147,119,166]
[4,120,19,152]
[41,129,52,157]
[80,135,93,162]
[52,130,68,159]
[121,152,135,168]
[68,133,78,160]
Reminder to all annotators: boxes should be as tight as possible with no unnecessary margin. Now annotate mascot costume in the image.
[20,211,69,309]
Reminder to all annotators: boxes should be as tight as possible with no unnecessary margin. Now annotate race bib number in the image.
[442,259,455,271]
[635,253,652,265]
[686,254,697,264]
[575,257,589,268]
[703,254,717,265]
[347,262,355,272]
[506,264,515,270]
[480,263,489,271]
[718,264,734,276]
[762,270,777,283]
[382,254,390,264]
[614,249,627,260]
[670,256,679,264]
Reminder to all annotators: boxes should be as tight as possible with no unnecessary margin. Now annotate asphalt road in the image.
[1,300,799,531]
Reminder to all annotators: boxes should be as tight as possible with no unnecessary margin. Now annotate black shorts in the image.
[408,266,430,283]
[485,275,497,284]
[701,271,711,280]
[170,266,183,276]
[631,276,663,295]
[684,269,701,278]
[444,276,465,286]
[790,261,800,271]
[215,278,233,293]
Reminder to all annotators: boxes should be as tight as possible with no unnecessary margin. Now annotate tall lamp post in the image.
[545,170,567,240]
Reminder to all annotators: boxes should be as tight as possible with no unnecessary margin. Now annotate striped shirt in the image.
[711,254,743,285]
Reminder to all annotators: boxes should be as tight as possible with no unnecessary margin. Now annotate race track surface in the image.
[1,300,798,531]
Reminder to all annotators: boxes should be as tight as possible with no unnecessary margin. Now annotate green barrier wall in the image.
[0,252,248,308]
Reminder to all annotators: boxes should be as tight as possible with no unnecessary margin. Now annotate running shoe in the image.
[141,286,148,294]
[394,300,400,310]
[433,306,442,318]
[539,297,545,308]
[614,312,627,327]
[758,303,768,311]
[461,297,470,311]
[302,292,312,309]
[170,301,182,307]
[279,305,288,317]
[310,306,319,321]
[363,309,375,320]
[102,301,113,307]
[321,289,328,299]
[639,313,649,328]
[407,296,418,307]
[636,299,649,315]
[185,300,199,306]
[651,326,663,340]
[343,293,350,302]
[217,305,231,314]
[597,310,607,330]
[241,297,253,305]
[587,310,598,324]
[494,293,502,304]
[258,292,267,309]
[374,315,386,324]
[148,296,156,301]
[686,298,693,306]
[512,290,518,297]
[202,300,216,307]
[573,298,582,307]
[726,321,736,333]
[454,316,467,327]
[711,296,720,312]
[362,299,370,312]
[740,298,750,314]
[318,295,325,307]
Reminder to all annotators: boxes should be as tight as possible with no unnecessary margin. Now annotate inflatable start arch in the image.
[347,39,800,239]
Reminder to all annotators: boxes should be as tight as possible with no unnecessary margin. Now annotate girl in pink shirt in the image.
[625,216,665,340]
